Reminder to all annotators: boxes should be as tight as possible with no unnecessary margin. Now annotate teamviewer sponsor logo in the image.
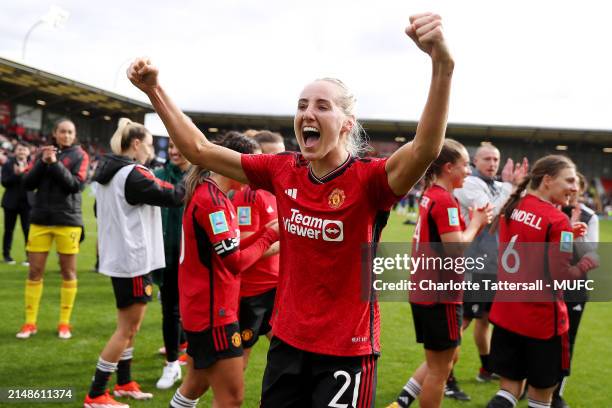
[322,220,343,241]
[283,208,343,242]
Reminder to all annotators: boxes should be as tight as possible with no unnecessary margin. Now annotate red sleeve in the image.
[193,198,239,248]
[257,190,277,225]
[366,158,403,210]
[195,194,278,275]
[548,215,577,280]
[223,227,278,274]
[236,199,260,235]
[241,153,278,193]
[430,193,464,235]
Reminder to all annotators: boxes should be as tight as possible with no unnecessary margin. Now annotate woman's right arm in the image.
[127,59,247,183]
[22,158,45,190]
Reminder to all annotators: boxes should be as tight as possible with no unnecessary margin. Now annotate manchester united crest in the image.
[328,188,346,209]
[241,329,254,342]
[144,285,153,296]
[231,332,242,347]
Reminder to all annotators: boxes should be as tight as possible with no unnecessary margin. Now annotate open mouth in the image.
[302,126,320,148]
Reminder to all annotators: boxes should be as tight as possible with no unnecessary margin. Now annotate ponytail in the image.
[490,175,531,233]
[110,118,149,155]
[183,165,210,204]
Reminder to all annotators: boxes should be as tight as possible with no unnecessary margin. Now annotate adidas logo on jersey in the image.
[285,188,297,199]
[282,208,343,242]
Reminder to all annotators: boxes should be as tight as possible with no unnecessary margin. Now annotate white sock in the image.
[170,389,199,408]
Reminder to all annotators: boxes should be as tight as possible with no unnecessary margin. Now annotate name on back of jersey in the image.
[282,208,343,242]
[510,208,542,230]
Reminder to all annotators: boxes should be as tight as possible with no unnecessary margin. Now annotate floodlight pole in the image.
[22,20,45,61]
[21,5,70,62]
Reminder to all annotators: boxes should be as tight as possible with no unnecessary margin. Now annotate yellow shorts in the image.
[26,224,82,255]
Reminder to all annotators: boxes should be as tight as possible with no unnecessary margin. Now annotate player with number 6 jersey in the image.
[486,155,599,408]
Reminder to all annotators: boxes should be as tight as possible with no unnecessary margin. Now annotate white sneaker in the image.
[155,361,181,389]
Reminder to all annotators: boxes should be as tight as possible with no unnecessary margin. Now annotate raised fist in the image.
[127,57,159,94]
[405,13,452,64]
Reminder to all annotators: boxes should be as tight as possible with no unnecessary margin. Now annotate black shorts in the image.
[411,303,462,351]
[185,322,244,369]
[489,325,570,389]
[111,274,154,309]
[463,301,492,319]
[261,337,377,408]
[239,288,276,348]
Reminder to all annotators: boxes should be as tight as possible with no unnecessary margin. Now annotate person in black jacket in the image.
[17,118,90,340]
[1,141,31,265]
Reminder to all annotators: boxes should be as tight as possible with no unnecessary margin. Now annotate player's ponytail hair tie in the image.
[110,117,150,155]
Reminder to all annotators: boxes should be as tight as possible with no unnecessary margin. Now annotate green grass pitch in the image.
[0,188,610,407]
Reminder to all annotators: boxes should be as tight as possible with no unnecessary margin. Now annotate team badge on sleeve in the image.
[447,207,460,226]
[209,211,229,235]
[560,231,574,253]
[237,206,252,226]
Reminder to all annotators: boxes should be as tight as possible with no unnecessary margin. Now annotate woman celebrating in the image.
[84,119,184,408]
[485,156,598,408]
[389,139,492,408]
[19,118,89,340]
[128,12,453,406]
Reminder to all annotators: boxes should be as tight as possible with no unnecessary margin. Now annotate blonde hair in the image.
[110,118,150,154]
[183,165,209,204]
[316,78,369,156]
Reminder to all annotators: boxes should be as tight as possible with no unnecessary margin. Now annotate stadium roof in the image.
[185,111,612,145]
[0,56,152,116]
[0,55,608,146]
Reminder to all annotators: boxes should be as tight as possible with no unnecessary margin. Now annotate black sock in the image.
[396,378,421,407]
[486,390,517,408]
[447,369,456,385]
[88,358,117,398]
[480,354,490,371]
[116,347,133,385]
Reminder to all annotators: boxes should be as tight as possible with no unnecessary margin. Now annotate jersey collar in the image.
[307,154,354,185]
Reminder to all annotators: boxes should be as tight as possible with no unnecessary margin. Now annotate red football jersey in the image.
[232,186,280,297]
[489,194,573,339]
[241,152,401,356]
[179,179,241,332]
[410,185,466,305]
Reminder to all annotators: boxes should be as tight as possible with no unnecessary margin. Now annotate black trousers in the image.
[159,261,183,362]
[3,207,30,258]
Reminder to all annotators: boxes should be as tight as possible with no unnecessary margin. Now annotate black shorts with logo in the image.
[185,321,244,369]
[261,337,377,408]
[239,288,276,348]
[489,325,570,389]
[111,273,154,309]
[411,303,462,351]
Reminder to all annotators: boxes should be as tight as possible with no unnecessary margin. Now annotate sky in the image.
[1,0,611,131]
